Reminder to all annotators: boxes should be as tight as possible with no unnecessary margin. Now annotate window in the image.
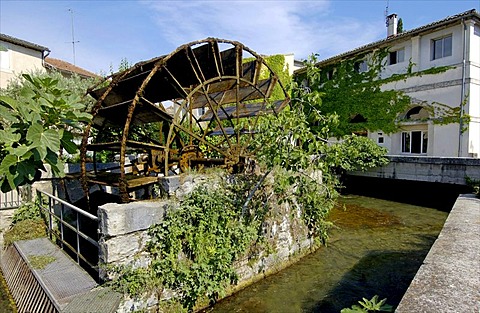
[432,35,452,60]
[0,45,10,70]
[326,69,334,80]
[402,131,427,154]
[354,60,368,73]
[389,48,404,65]
[378,132,384,144]
[474,25,480,37]
[197,107,207,116]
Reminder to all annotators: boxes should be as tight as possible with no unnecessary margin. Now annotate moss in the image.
[0,270,17,313]
[328,203,401,229]
[28,255,56,270]
[3,219,47,246]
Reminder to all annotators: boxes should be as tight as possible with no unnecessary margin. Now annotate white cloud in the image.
[141,0,384,61]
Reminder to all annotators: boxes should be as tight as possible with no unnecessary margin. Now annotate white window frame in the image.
[197,107,207,116]
[388,48,404,65]
[401,131,428,154]
[432,35,452,60]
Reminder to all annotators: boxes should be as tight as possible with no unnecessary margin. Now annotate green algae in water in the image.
[206,195,448,313]
[329,202,402,229]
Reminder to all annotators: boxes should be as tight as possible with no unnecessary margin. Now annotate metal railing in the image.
[1,186,31,210]
[36,189,100,279]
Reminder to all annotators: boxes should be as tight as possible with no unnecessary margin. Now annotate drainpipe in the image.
[42,49,51,67]
[458,18,467,157]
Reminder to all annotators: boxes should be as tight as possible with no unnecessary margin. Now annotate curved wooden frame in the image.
[80,38,290,202]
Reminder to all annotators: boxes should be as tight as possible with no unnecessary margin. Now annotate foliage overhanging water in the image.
[205,195,448,313]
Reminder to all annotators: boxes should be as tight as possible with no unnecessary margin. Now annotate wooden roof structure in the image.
[80,38,290,202]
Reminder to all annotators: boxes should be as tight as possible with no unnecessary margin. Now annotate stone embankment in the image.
[99,174,315,312]
[396,194,480,312]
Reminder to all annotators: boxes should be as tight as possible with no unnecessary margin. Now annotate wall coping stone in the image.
[98,201,171,237]
[396,194,480,312]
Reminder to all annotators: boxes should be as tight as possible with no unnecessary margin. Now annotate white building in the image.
[298,9,480,158]
[0,34,50,89]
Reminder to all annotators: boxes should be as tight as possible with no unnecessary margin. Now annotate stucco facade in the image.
[300,10,480,158]
[0,34,49,89]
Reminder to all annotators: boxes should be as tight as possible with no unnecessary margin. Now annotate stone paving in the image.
[396,194,480,313]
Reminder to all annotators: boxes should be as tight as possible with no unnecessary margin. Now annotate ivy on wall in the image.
[108,52,395,311]
[295,50,466,138]
[294,51,411,137]
[110,172,327,311]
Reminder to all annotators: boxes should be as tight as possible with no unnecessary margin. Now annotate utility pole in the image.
[68,9,80,65]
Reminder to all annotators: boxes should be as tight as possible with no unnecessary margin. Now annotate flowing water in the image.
[205,195,449,313]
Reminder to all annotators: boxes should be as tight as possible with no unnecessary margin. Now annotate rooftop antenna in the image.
[68,8,80,65]
[385,0,390,26]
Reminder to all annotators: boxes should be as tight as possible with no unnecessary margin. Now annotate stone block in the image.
[98,201,171,237]
[159,176,181,195]
[100,232,149,264]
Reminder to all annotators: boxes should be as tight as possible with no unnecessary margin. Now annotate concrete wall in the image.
[348,156,480,185]
[97,173,314,312]
[0,39,45,88]
[396,194,480,313]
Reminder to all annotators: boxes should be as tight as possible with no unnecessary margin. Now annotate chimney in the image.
[387,13,398,37]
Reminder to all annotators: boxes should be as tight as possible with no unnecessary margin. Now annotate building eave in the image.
[0,33,50,53]
[294,9,479,75]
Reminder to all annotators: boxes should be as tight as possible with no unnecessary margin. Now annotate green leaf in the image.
[12,145,32,158]
[60,131,78,154]
[0,95,18,111]
[17,160,37,182]
[0,104,19,124]
[45,150,65,177]
[0,154,18,174]
[26,123,61,155]
[0,129,22,146]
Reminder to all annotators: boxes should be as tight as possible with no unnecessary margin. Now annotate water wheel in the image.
[80,38,290,202]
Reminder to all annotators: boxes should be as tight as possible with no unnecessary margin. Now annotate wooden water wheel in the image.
[80,38,290,202]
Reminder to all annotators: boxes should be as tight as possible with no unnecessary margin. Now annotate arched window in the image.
[349,114,367,123]
[404,106,429,120]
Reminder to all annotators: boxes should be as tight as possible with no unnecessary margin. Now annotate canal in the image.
[1,177,462,313]
[205,194,449,313]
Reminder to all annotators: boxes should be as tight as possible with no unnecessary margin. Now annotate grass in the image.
[3,219,47,247]
[28,255,56,270]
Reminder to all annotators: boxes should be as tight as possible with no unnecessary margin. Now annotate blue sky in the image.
[1,0,479,75]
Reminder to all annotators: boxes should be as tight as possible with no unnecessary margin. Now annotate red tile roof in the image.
[44,57,100,79]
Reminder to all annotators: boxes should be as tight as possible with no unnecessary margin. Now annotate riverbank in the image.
[396,194,480,312]
[206,195,448,312]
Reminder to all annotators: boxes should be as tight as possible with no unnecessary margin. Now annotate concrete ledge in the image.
[348,156,480,185]
[396,194,480,313]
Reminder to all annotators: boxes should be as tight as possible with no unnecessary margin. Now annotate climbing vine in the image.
[295,50,465,137]
[110,181,263,311]
[109,53,394,311]
[146,185,258,310]
[294,51,411,137]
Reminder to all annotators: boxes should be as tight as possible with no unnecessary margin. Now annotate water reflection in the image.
[206,195,447,313]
